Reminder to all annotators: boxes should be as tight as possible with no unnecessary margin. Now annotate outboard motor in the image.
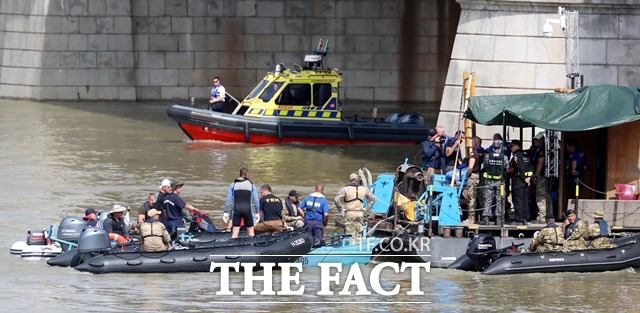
[466,234,497,271]
[96,211,110,229]
[77,227,111,253]
[27,230,47,245]
[56,217,88,251]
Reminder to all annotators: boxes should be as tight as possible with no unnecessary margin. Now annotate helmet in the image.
[492,140,503,149]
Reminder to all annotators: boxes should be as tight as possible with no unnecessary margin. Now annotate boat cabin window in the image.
[259,82,283,102]
[246,80,269,100]
[277,84,311,106]
[313,83,332,107]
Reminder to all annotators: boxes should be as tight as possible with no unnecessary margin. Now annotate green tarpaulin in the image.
[464,85,640,131]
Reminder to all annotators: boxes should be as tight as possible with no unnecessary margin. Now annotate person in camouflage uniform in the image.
[561,209,588,250]
[528,214,564,252]
[587,210,616,249]
[335,173,375,244]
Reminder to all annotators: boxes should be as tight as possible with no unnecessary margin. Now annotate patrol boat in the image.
[167,41,430,144]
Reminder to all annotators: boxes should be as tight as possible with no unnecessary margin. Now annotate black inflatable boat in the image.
[67,228,311,273]
[47,229,244,267]
[452,233,640,275]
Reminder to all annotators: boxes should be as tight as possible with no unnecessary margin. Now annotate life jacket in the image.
[545,223,562,246]
[344,183,366,203]
[303,197,319,214]
[512,150,534,178]
[564,217,581,239]
[522,154,534,177]
[284,198,297,216]
[595,219,609,237]
[189,214,215,233]
[211,85,221,98]
[483,152,504,179]
[141,220,165,239]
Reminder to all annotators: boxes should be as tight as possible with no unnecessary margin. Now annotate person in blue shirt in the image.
[162,181,209,240]
[565,139,586,199]
[223,167,261,238]
[299,185,330,244]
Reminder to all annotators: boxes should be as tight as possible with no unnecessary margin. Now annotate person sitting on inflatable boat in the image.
[82,208,98,227]
[103,204,131,241]
[140,208,171,252]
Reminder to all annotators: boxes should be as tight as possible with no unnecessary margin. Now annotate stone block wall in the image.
[0,0,460,109]
[0,0,135,100]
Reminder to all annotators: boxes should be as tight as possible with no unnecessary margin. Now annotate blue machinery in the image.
[415,173,466,228]
[368,162,467,235]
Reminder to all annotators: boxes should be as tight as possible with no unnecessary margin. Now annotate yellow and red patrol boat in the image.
[167,42,430,145]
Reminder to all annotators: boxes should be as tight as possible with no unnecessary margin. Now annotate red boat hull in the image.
[178,123,418,145]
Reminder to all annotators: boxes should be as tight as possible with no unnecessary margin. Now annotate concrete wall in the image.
[439,0,640,142]
[0,0,460,111]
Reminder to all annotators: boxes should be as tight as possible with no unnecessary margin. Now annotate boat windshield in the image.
[245,80,269,100]
[259,82,283,102]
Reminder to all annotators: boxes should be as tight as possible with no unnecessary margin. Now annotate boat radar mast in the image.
[304,38,329,70]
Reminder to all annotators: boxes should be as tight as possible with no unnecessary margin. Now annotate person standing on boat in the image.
[527,213,564,252]
[481,140,509,226]
[282,190,304,229]
[462,137,483,225]
[532,132,551,223]
[162,181,209,241]
[561,209,588,250]
[137,192,155,227]
[140,209,171,252]
[209,76,226,111]
[254,184,284,235]
[565,139,586,199]
[421,128,444,182]
[103,205,131,240]
[82,208,98,227]
[444,130,465,173]
[154,179,172,226]
[299,185,330,245]
[509,140,533,225]
[587,210,615,249]
[223,167,261,239]
[335,173,376,244]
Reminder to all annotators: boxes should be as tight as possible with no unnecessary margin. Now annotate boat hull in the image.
[11,241,63,259]
[168,104,429,145]
[298,237,383,267]
[482,234,640,275]
[374,235,532,268]
[74,231,313,273]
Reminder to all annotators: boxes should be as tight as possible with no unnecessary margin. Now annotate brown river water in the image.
[1,99,639,312]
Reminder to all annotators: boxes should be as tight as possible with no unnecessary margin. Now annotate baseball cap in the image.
[535,132,545,140]
[84,208,96,216]
[510,139,522,147]
[159,179,171,189]
[427,128,437,137]
[288,190,300,197]
[147,209,162,217]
